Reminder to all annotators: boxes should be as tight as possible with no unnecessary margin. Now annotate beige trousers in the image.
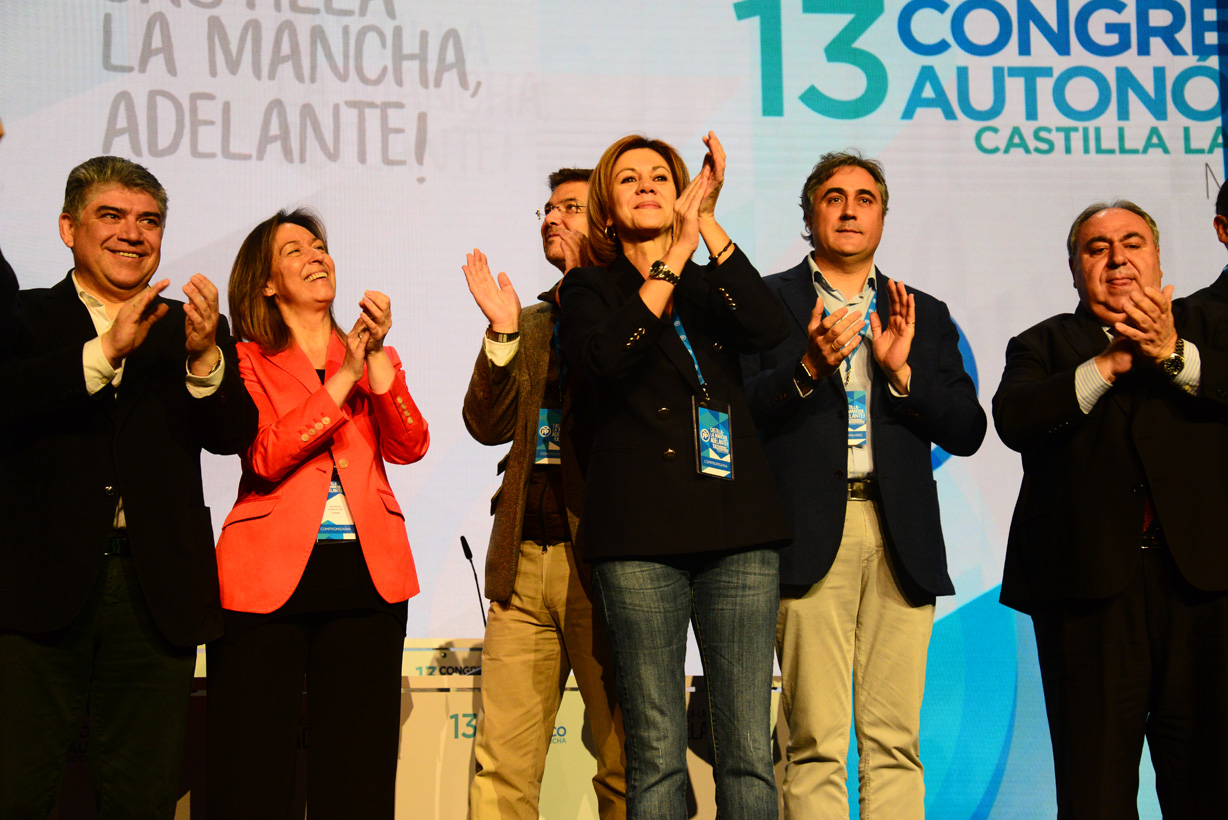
[777,498,934,820]
[469,540,626,820]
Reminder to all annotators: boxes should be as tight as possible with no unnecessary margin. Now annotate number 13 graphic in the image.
[734,0,888,118]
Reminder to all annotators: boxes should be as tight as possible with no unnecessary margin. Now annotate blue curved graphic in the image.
[932,317,979,471]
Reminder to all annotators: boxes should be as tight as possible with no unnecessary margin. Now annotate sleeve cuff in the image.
[186,348,225,398]
[887,373,912,398]
[83,337,117,395]
[1172,339,1201,394]
[484,336,519,368]
[1075,357,1113,414]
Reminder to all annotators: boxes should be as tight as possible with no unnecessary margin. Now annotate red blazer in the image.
[216,335,429,613]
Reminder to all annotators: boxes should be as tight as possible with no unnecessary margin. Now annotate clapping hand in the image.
[100,280,170,366]
[869,278,915,394]
[358,290,392,354]
[463,249,521,332]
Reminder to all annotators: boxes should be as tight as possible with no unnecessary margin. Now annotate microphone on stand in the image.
[460,535,487,628]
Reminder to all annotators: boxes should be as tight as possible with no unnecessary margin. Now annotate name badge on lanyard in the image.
[847,389,868,446]
[318,476,358,540]
[535,408,562,465]
[693,397,734,479]
[673,312,734,480]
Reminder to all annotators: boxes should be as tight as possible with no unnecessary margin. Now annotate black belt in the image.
[105,531,131,556]
[847,478,877,501]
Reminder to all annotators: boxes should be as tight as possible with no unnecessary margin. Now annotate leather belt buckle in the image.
[847,478,877,501]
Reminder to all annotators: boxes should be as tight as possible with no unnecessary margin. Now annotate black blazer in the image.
[994,300,1228,611]
[742,261,985,596]
[0,244,18,348]
[558,248,791,562]
[0,273,257,646]
[1190,266,1228,303]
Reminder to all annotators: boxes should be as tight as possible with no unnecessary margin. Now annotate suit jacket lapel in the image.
[1063,305,1133,418]
[267,338,327,395]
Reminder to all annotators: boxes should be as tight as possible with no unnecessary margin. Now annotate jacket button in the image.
[712,342,722,353]
[322,416,331,425]
[338,458,349,469]
[104,485,116,497]
[657,407,671,420]
[1131,484,1145,494]
[663,448,677,462]
[301,434,310,442]
[315,422,324,431]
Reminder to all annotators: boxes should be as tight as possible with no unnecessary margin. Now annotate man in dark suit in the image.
[0,117,18,347]
[994,200,1228,817]
[0,156,256,818]
[1190,180,1228,303]
[461,168,625,820]
[743,152,984,819]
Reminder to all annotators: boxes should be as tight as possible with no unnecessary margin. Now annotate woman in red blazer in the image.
[206,209,428,820]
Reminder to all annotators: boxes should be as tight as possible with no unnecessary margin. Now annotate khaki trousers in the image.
[469,541,626,820]
[777,498,934,820]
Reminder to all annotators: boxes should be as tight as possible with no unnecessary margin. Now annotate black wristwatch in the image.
[485,327,520,343]
[648,260,680,286]
[794,357,816,389]
[1160,337,1185,377]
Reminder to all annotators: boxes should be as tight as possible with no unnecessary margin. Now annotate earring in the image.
[605,225,617,241]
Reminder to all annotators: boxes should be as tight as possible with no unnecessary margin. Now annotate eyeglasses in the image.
[536,203,586,220]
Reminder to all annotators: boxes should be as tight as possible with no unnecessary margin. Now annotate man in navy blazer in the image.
[743,152,984,819]
[1190,180,1228,303]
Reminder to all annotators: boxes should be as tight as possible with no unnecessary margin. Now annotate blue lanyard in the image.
[822,289,876,380]
[672,311,710,400]
[551,314,568,392]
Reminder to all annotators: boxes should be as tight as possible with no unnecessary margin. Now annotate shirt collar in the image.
[806,254,877,303]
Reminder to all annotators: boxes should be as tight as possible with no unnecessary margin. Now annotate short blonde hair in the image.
[586,135,691,266]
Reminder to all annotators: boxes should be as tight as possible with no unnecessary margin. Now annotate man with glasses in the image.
[461,168,625,820]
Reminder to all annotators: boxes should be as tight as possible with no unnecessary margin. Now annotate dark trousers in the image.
[1031,548,1228,820]
[0,557,196,820]
[205,609,405,820]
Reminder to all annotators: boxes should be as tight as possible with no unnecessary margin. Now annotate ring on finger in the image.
[830,340,840,351]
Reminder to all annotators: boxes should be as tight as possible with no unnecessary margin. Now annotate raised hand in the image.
[183,273,222,375]
[358,290,392,354]
[669,164,710,260]
[1116,284,1177,365]
[462,249,521,333]
[101,279,170,366]
[554,228,592,274]
[697,131,725,219]
[803,299,864,380]
[869,278,915,393]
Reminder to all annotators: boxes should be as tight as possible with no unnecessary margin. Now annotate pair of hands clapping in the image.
[803,277,916,395]
[338,291,393,381]
[668,131,726,261]
[1095,285,1179,382]
[100,273,225,376]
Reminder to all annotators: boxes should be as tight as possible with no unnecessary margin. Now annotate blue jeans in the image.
[592,547,780,820]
